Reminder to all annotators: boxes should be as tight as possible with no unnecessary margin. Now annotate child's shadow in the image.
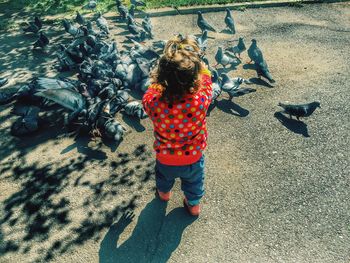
[274,112,310,137]
[99,198,196,263]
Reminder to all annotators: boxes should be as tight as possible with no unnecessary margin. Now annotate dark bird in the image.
[96,12,110,35]
[23,16,42,34]
[254,60,275,83]
[131,0,146,7]
[224,8,235,34]
[75,11,86,25]
[142,16,153,38]
[123,101,148,119]
[63,19,88,38]
[278,101,320,120]
[33,32,49,49]
[103,118,127,142]
[197,30,208,52]
[226,37,246,59]
[117,3,129,20]
[127,17,144,35]
[214,47,238,68]
[11,106,40,136]
[197,11,217,33]
[84,0,97,10]
[247,39,264,63]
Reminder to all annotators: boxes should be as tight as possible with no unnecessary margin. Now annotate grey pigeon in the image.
[11,107,40,136]
[96,12,110,35]
[152,40,166,51]
[33,32,49,49]
[254,60,275,83]
[227,37,246,59]
[221,73,253,100]
[197,30,208,52]
[224,8,235,34]
[278,101,320,120]
[129,4,135,17]
[142,16,153,38]
[197,11,217,33]
[86,21,99,36]
[117,3,129,20]
[210,69,222,105]
[75,11,86,25]
[103,118,127,142]
[63,19,88,38]
[131,0,146,7]
[214,47,238,68]
[247,39,264,63]
[124,101,148,119]
[84,0,97,10]
[126,31,147,43]
[109,90,129,115]
[127,17,144,35]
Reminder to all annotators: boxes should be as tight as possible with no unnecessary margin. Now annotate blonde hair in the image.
[151,35,204,103]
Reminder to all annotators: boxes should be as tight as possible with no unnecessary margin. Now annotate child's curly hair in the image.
[151,35,205,103]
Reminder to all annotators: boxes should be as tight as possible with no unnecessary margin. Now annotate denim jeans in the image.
[155,155,205,206]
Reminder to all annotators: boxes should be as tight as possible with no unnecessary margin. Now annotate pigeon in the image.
[33,32,49,49]
[96,12,110,35]
[0,77,8,87]
[197,11,217,33]
[127,17,144,35]
[109,90,129,115]
[221,73,253,100]
[84,0,97,10]
[129,4,135,18]
[103,118,127,142]
[131,0,146,7]
[214,47,238,68]
[210,69,222,105]
[34,77,78,91]
[142,16,153,38]
[247,39,264,63]
[227,37,246,59]
[117,3,129,20]
[63,19,88,38]
[86,21,99,36]
[197,30,208,52]
[126,31,147,43]
[123,101,148,119]
[75,11,86,25]
[11,107,40,136]
[278,101,320,120]
[23,16,42,34]
[152,40,166,51]
[254,60,275,83]
[224,8,235,34]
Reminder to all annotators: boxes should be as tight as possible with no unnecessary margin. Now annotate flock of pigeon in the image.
[0,0,320,142]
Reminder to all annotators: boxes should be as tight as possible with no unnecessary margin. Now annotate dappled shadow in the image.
[99,198,196,263]
[217,99,250,117]
[122,113,146,132]
[274,112,310,137]
[0,140,154,262]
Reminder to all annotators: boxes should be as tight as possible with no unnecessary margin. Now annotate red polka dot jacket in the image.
[142,69,213,166]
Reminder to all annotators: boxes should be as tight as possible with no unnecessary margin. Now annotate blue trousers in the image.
[155,155,205,206]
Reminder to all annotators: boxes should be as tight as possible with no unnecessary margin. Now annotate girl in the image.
[142,36,212,216]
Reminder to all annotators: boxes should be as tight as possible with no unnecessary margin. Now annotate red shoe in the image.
[157,190,172,202]
[183,198,200,216]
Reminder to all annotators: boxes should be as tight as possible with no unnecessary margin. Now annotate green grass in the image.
[0,0,260,31]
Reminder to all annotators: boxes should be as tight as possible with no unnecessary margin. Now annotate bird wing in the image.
[35,88,85,111]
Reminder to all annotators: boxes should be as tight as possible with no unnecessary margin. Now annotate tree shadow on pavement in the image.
[99,198,196,263]
[274,112,310,137]
[216,99,250,117]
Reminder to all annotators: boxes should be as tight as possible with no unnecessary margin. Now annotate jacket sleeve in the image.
[142,84,161,116]
[199,69,213,104]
